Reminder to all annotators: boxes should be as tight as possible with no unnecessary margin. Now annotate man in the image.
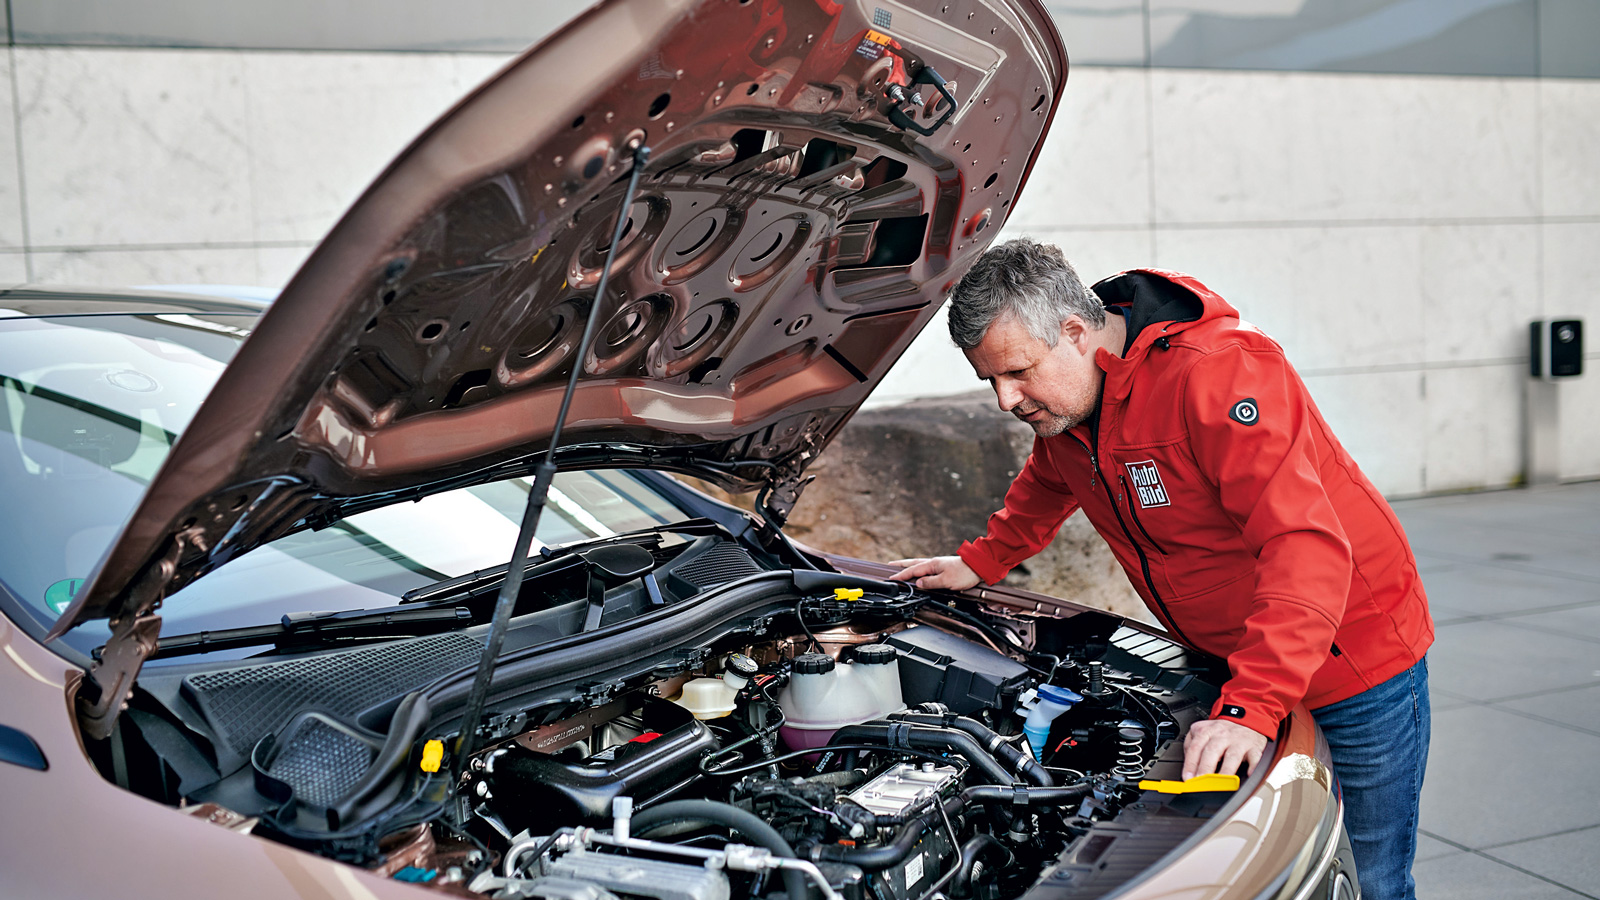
[890,239,1433,900]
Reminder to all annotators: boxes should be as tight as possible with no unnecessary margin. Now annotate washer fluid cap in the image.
[793,652,836,675]
[853,644,897,665]
[1037,685,1083,705]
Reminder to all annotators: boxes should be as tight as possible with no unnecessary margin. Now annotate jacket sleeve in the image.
[1182,343,1353,738]
[958,438,1080,585]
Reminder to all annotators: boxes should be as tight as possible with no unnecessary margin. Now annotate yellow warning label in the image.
[865,29,890,45]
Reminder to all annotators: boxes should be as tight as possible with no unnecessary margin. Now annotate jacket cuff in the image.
[1209,697,1280,740]
[958,541,1009,586]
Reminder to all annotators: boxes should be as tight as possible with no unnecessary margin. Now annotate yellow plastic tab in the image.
[1137,773,1240,794]
[834,588,865,601]
[420,739,444,773]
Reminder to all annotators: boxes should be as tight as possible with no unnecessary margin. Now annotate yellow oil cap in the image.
[420,739,444,773]
[1138,773,1240,794]
[834,588,865,601]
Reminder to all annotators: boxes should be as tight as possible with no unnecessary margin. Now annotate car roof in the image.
[0,285,270,318]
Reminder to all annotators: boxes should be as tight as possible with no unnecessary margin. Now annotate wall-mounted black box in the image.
[1531,319,1583,379]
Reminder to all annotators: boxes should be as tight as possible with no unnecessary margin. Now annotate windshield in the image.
[0,313,691,661]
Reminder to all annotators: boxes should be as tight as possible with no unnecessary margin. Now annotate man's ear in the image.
[1058,315,1090,352]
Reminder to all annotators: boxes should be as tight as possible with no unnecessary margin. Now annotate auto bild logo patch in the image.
[1125,460,1171,508]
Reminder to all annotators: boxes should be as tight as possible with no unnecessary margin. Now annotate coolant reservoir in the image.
[778,644,904,750]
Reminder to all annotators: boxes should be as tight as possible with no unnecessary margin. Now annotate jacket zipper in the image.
[1330,642,1343,657]
[1119,473,1169,556]
[1072,418,1191,646]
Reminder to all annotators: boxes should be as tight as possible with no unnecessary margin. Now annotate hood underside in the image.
[57,0,1066,632]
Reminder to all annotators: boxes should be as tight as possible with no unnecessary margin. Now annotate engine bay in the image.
[94,531,1241,900]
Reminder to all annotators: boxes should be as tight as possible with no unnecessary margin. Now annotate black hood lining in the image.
[1091,271,1204,354]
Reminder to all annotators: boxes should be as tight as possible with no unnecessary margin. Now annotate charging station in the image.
[1526,319,1584,485]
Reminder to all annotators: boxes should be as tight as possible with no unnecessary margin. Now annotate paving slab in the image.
[1485,827,1600,896]
[1503,602,1600,642]
[1418,563,1600,619]
[1414,831,1463,863]
[1495,683,1600,737]
[1412,850,1590,900]
[1391,511,1600,582]
[1420,705,1600,848]
[1396,490,1600,539]
[1427,619,1600,701]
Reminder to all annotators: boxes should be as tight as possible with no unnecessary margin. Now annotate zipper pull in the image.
[1089,455,1097,489]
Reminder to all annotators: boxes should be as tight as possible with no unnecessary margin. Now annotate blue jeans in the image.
[1310,657,1431,900]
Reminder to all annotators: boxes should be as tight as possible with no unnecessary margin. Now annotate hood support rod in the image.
[453,144,653,774]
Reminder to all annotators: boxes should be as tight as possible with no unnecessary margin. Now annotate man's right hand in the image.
[889,556,982,590]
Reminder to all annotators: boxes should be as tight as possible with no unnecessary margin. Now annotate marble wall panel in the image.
[1423,364,1524,493]
[1149,69,1540,224]
[1153,224,1427,373]
[1542,221,1600,480]
[0,53,26,249]
[1301,369,1428,497]
[1557,372,1600,480]
[1540,78,1600,217]
[1006,67,1151,230]
[256,244,313,291]
[0,252,30,282]
[1540,222,1600,324]
[242,51,509,243]
[1418,223,1540,364]
[28,246,264,287]
[15,48,254,247]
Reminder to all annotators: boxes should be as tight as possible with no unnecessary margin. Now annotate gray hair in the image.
[946,238,1103,349]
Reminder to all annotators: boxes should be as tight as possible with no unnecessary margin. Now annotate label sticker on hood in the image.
[856,29,890,60]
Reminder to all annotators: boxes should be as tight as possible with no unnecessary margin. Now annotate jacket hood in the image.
[52,0,1067,637]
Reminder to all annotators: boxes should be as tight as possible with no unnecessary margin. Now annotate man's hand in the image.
[1182,718,1268,780]
[889,556,982,590]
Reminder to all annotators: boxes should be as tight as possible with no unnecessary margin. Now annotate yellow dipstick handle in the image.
[1138,773,1240,794]
[834,588,865,601]
[420,739,444,773]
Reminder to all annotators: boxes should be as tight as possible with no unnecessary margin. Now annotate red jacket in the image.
[958,269,1434,738]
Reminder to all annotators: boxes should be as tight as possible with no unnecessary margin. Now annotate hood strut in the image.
[452,144,653,773]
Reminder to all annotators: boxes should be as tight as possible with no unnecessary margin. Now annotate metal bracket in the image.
[885,65,959,137]
[79,528,200,740]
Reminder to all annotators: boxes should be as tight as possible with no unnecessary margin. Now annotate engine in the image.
[106,539,1228,900]
[422,618,1213,900]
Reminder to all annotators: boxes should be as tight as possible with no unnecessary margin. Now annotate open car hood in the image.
[54,0,1066,641]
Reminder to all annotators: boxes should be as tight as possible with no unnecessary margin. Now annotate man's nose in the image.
[993,378,1022,411]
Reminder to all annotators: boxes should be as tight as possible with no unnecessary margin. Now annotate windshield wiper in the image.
[148,605,473,659]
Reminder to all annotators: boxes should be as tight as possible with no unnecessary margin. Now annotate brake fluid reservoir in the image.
[672,654,758,720]
[778,645,904,751]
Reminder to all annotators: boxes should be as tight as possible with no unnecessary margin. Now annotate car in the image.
[0,1,1357,899]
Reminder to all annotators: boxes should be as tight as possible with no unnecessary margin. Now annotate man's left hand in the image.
[1182,718,1268,780]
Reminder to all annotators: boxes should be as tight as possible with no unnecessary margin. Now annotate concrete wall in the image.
[0,47,1595,494]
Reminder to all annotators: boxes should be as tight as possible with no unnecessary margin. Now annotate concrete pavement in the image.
[1391,482,1600,898]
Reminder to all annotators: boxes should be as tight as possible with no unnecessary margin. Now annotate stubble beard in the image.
[1014,404,1087,437]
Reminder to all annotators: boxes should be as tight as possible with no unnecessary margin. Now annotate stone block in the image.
[693,390,1150,623]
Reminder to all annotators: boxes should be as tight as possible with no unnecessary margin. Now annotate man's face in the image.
[964,313,1100,437]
